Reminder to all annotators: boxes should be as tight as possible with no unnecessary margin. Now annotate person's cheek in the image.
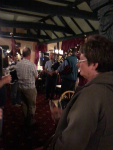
[76,63,80,68]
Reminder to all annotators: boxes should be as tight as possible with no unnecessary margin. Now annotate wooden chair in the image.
[51,90,75,108]
[42,91,75,150]
[59,90,75,101]
[55,84,61,98]
[59,90,75,109]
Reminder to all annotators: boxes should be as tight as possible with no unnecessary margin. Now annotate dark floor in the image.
[0,93,55,150]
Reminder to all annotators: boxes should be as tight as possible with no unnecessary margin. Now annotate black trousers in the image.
[61,78,76,95]
[45,74,57,99]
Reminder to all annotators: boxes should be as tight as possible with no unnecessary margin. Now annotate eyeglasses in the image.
[77,59,87,63]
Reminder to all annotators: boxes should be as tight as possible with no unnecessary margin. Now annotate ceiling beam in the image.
[42,30,52,39]
[39,15,54,23]
[71,18,84,33]
[58,16,75,35]
[0,36,39,42]
[43,21,58,39]
[0,8,43,18]
[39,30,99,44]
[33,29,50,39]
[0,31,49,40]
[50,17,66,37]
[0,19,71,34]
[46,0,74,5]
[75,0,90,5]
[84,19,95,31]
[0,0,97,20]
[0,30,99,43]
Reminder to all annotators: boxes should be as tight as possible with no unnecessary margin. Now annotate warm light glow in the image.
[59,49,63,55]
[54,49,63,55]
[7,49,11,53]
[10,32,13,36]
[55,49,58,54]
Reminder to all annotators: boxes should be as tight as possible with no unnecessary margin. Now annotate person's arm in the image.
[45,68,52,76]
[57,60,68,73]
[32,64,38,79]
[51,60,68,76]
[0,75,11,88]
[45,61,52,76]
[52,86,103,150]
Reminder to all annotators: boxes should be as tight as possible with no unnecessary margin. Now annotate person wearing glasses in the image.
[50,35,113,150]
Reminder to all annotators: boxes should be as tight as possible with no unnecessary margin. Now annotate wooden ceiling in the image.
[0,0,99,44]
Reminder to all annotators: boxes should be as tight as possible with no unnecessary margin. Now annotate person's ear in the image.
[91,63,98,70]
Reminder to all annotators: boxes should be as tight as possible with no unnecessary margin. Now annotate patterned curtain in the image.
[61,38,84,53]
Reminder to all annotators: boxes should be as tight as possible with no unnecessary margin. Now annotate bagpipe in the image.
[51,36,88,72]
[51,37,86,73]
[51,52,68,71]
[51,48,77,75]
[51,46,80,72]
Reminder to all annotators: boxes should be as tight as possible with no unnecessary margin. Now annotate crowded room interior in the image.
[0,0,113,150]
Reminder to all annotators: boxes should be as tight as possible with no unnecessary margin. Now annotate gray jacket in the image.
[50,72,113,150]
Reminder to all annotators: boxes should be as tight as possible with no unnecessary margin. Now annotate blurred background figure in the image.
[52,48,78,95]
[8,56,21,107]
[45,52,57,100]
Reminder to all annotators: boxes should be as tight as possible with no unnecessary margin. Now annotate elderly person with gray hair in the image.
[50,35,113,150]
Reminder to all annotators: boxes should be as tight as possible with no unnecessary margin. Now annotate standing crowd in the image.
[1,34,113,150]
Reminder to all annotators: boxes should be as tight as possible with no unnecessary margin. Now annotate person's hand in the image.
[49,72,53,76]
[53,70,57,74]
[2,75,11,84]
[50,71,56,76]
